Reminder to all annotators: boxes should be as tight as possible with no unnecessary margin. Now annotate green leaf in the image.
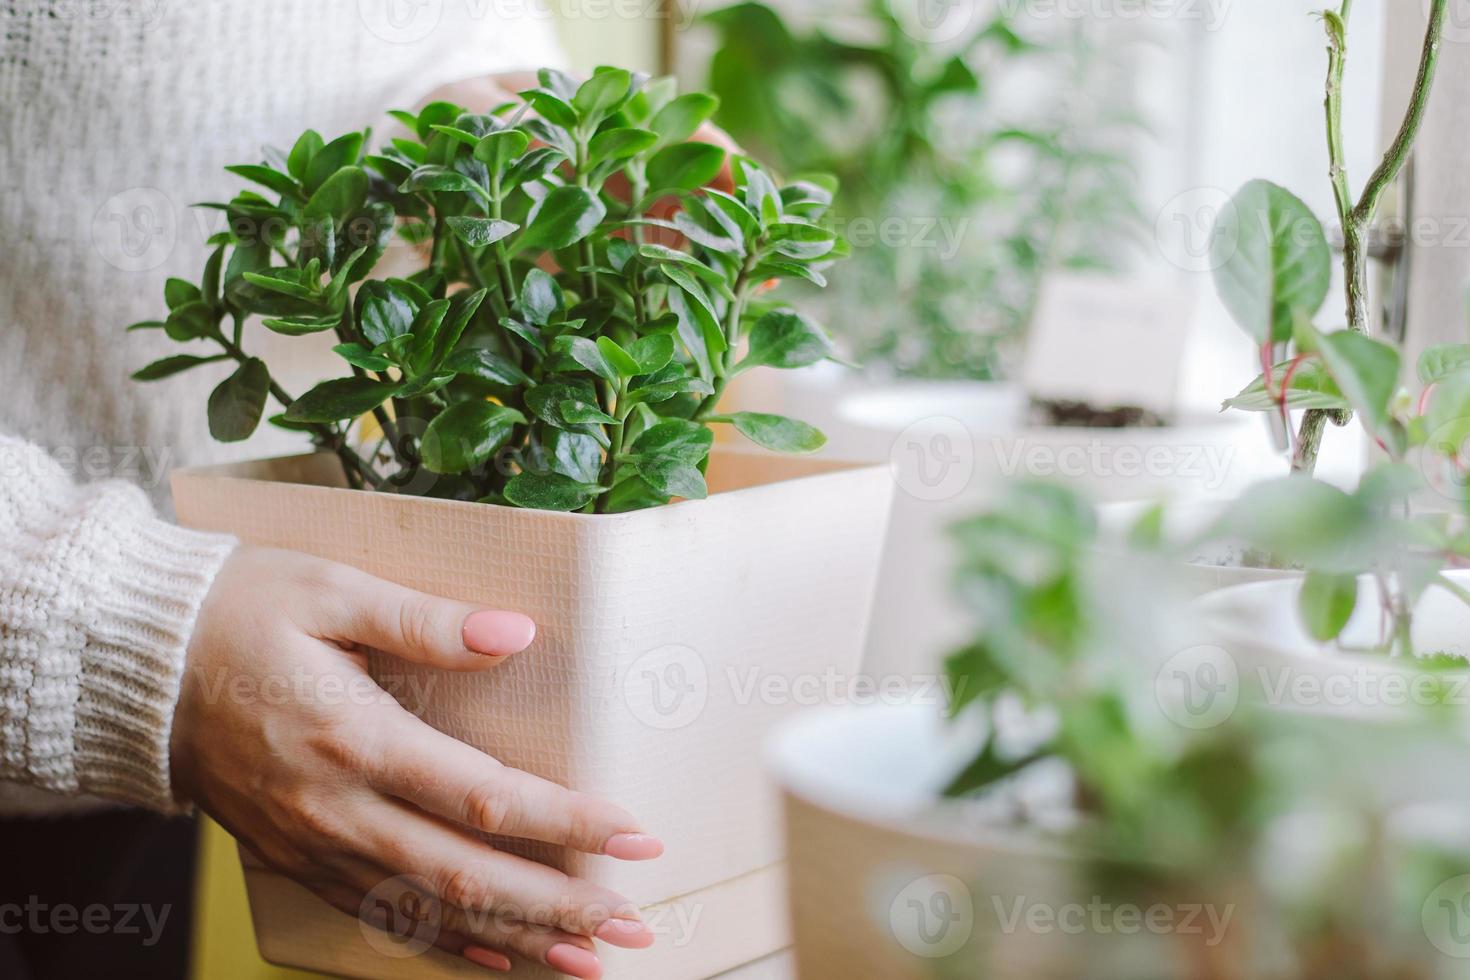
[1316,329,1401,433]
[207,358,270,442]
[131,354,228,381]
[553,335,616,381]
[503,470,604,511]
[626,334,674,374]
[1210,180,1331,343]
[668,287,718,379]
[444,347,532,386]
[287,130,324,182]
[420,401,526,474]
[515,186,606,253]
[285,377,401,423]
[736,309,835,373]
[519,88,579,130]
[262,314,339,336]
[1222,359,1349,412]
[518,268,564,326]
[333,343,392,372]
[433,289,487,365]
[631,418,713,464]
[399,165,485,197]
[305,132,364,193]
[397,369,456,399]
[647,142,726,193]
[164,278,201,309]
[543,429,603,484]
[125,320,166,332]
[1298,571,1358,642]
[164,301,213,341]
[724,411,826,453]
[572,69,632,121]
[635,457,708,500]
[356,281,419,347]
[625,374,714,406]
[225,164,303,201]
[650,92,719,146]
[428,124,481,147]
[1419,344,1470,385]
[445,216,518,247]
[559,399,617,425]
[596,336,642,377]
[588,127,658,168]
[473,129,530,174]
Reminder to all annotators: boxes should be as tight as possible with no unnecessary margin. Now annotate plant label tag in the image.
[1021,274,1195,419]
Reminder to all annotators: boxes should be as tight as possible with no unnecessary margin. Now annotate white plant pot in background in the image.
[1193,570,1470,722]
[769,703,1470,980]
[835,383,1280,679]
[1097,498,1299,597]
[172,449,893,980]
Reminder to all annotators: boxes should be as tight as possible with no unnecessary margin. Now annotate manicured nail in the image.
[547,942,603,979]
[463,945,512,972]
[462,611,536,657]
[595,917,655,949]
[604,833,664,860]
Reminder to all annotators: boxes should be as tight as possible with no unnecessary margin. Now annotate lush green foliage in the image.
[129,68,845,512]
[700,2,1146,380]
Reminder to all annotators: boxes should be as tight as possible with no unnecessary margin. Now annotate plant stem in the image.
[593,380,630,514]
[214,333,387,491]
[1293,0,1447,475]
[693,255,757,420]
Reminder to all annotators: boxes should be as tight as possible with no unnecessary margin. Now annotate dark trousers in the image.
[0,809,197,980]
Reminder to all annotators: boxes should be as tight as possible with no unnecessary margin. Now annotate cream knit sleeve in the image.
[0,434,236,812]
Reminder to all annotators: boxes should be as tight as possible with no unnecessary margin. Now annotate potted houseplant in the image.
[138,68,894,979]
[1107,0,1453,599]
[770,482,1470,979]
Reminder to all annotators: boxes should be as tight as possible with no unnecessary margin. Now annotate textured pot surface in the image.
[173,449,893,979]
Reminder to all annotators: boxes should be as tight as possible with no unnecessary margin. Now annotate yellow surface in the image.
[191,817,321,980]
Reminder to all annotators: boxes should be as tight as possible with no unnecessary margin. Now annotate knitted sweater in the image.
[0,1,561,816]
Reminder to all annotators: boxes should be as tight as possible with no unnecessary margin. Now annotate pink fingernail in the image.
[604,833,664,861]
[547,942,603,979]
[462,611,537,657]
[463,945,513,972]
[595,917,655,949]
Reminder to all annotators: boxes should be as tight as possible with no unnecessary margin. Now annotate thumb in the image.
[318,566,537,670]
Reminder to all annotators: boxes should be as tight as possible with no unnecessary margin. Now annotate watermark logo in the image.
[991,895,1234,946]
[1432,0,1470,45]
[1424,875,1470,958]
[359,875,442,958]
[623,644,709,730]
[359,0,444,44]
[887,0,984,44]
[93,187,176,272]
[890,875,975,958]
[1156,186,1233,274]
[1154,644,1239,730]
[890,416,975,501]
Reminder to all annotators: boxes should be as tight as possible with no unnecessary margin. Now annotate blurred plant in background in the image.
[698,0,1149,380]
[937,481,1470,978]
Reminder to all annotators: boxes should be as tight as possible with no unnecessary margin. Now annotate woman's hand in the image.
[170,546,661,978]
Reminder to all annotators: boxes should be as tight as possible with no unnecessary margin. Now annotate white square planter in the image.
[172,448,893,979]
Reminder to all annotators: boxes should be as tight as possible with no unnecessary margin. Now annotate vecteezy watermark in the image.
[889,875,976,958]
[0,441,175,490]
[1433,0,1470,46]
[187,665,441,713]
[92,187,177,273]
[0,899,172,947]
[992,440,1238,493]
[990,894,1235,947]
[831,215,972,262]
[1154,644,1240,730]
[1423,875,1470,958]
[623,644,710,730]
[998,0,1232,30]
[889,416,976,502]
[360,876,442,958]
[618,645,969,730]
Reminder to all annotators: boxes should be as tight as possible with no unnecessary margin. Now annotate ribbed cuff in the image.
[72,517,236,812]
